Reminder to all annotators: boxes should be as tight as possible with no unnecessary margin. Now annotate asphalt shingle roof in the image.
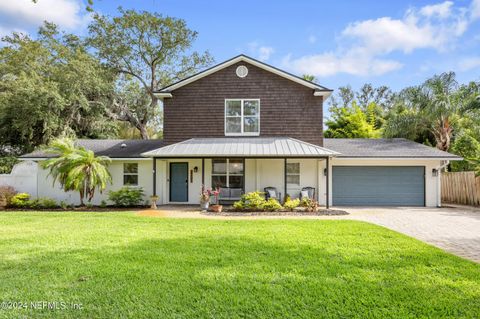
[20,138,461,159]
[324,138,461,159]
[21,139,164,158]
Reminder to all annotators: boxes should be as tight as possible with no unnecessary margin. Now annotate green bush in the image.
[10,194,58,209]
[284,198,300,211]
[10,193,30,208]
[262,198,283,211]
[0,156,19,174]
[33,198,58,209]
[108,187,145,207]
[233,191,266,211]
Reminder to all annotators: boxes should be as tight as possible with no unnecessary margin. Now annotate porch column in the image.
[326,156,330,209]
[201,158,205,185]
[153,157,157,196]
[284,158,287,202]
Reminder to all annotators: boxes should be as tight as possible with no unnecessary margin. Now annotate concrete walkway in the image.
[142,204,480,263]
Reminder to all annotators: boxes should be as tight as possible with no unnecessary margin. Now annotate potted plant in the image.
[209,188,222,213]
[150,195,159,209]
[199,185,210,211]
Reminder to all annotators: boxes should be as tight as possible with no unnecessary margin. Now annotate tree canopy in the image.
[88,8,213,139]
[0,23,117,154]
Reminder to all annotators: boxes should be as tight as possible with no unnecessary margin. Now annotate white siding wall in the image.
[36,159,153,205]
[27,157,444,207]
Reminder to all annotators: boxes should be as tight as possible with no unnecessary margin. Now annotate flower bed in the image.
[201,209,348,216]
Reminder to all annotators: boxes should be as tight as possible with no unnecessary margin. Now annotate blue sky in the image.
[1,0,480,92]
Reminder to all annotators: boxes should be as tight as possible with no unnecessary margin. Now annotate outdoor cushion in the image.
[267,189,277,199]
[219,188,230,198]
[301,190,309,199]
[230,188,243,198]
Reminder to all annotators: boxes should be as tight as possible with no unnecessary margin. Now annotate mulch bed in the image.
[201,209,349,216]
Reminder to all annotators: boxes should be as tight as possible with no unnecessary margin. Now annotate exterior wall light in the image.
[193,166,198,173]
[432,168,438,177]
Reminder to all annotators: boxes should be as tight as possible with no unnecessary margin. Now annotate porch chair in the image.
[264,187,282,202]
[300,187,315,200]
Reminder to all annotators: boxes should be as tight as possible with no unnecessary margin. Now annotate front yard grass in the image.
[0,212,479,318]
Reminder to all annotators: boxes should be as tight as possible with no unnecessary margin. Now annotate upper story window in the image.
[123,163,138,186]
[225,99,260,136]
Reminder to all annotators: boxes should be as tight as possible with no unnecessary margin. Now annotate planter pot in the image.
[209,204,223,213]
[150,196,159,209]
[200,201,210,211]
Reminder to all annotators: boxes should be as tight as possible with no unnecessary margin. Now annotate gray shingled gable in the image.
[324,138,461,159]
[21,139,164,158]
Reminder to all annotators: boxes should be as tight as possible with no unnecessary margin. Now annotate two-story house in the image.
[20,55,461,207]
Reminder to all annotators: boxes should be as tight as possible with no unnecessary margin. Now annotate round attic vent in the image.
[236,65,248,78]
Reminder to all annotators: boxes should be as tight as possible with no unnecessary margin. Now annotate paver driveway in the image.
[345,205,480,263]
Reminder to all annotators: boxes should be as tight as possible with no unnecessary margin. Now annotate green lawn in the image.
[0,212,479,318]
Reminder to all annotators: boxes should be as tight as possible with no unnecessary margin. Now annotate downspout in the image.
[436,160,450,207]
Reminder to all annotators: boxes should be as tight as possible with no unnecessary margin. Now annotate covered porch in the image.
[142,137,339,208]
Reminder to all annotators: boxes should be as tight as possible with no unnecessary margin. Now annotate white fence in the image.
[0,161,38,196]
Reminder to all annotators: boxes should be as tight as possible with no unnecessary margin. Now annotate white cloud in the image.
[282,52,402,77]
[247,42,274,61]
[283,0,479,77]
[420,1,453,18]
[472,0,480,19]
[0,0,90,37]
[308,35,317,44]
[258,46,274,61]
[458,57,480,71]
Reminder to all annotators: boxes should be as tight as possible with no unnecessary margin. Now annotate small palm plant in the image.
[41,139,112,206]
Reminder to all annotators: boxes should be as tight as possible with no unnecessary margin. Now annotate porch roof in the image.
[141,137,339,158]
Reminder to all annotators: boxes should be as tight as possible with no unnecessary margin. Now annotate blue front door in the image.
[170,163,188,202]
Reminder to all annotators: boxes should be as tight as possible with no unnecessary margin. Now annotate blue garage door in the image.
[333,166,425,206]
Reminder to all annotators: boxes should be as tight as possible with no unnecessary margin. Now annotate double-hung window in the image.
[225,99,260,135]
[123,163,138,186]
[211,159,244,188]
[286,163,300,186]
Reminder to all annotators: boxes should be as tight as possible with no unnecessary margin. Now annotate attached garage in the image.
[332,166,425,206]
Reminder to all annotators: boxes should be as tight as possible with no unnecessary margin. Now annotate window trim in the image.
[123,163,139,186]
[211,158,244,188]
[224,99,260,136]
[286,162,300,186]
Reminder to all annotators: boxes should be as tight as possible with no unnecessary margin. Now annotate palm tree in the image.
[41,139,112,205]
[384,72,480,151]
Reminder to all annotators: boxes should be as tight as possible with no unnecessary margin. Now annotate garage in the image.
[332,166,425,206]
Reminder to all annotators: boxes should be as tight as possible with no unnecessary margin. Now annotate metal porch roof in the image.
[141,137,339,158]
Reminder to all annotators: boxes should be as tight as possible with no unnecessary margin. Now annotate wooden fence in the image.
[442,171,480,206]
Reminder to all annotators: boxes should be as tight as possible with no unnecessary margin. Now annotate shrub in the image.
[262,198,283,211]
[301,197,319,212]
[34,198,58,209]
[59,201,69,210]
[100,200,107,208]
[0,186,16,206]
[284,198,300,211]
[108,187,145,207]
[10,193,30,208]
[233,191,266,211]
